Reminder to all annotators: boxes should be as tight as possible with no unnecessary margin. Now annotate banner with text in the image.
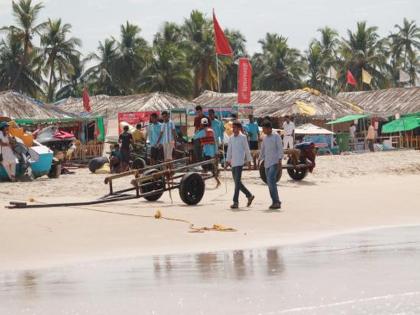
[237,58,252,104]
[117,111,158,133]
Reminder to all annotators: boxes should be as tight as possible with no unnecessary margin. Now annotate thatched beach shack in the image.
[193,88,362,128]
[338,87,420,149]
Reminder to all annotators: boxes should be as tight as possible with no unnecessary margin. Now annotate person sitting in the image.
[110,144,122,173]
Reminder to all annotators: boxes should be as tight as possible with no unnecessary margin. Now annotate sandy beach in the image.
[0,150,419,271]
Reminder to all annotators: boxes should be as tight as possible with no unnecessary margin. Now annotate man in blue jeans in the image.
[259,120,283,210]
[226,121,254,209]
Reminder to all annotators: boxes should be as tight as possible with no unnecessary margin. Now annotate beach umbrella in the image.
[381,116,420,133]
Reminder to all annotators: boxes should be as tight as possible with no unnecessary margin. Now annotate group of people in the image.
[112,111,178,173]
[114,106,296,210]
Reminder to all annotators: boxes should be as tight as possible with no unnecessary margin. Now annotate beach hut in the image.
[194,89,362,128]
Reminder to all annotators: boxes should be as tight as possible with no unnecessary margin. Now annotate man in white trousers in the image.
[282,115,295,150]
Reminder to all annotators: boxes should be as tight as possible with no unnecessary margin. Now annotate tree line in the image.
[0,0,419,102]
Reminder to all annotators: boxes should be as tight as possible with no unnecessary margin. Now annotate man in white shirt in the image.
[157,111,177,161]
[282,115,295,150]
[349,123,357,149]
[226,121,254,209]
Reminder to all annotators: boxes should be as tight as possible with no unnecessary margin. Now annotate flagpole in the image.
[215,53,228,193]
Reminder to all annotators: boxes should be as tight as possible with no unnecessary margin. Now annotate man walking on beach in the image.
[226,121,254,209]
[259,120,283,210]
[366,121,375,152]
[282,115,295,150]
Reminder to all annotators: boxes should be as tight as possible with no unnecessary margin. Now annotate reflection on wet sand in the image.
[1,226,420,315]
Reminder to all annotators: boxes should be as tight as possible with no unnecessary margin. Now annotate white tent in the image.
[295,123,334,135]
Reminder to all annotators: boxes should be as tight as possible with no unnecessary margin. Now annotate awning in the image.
[326,114,369,125]
[381,116,420,133]
[295,123,334,135]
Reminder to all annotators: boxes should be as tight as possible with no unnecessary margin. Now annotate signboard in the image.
[117,111,158,133]
[237,58,252,104]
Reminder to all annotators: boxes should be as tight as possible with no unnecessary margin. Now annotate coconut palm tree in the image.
[389,18,420,85]
[139,31,192,97]
[0,0,46,91]
[114,22,151,94]
[40,18,81,101]
[182,10,217,97]
[55,54,85,100]
[305,41,324,91]
[84,39,120,95]
[252,33,304,91]
[338,22,388,90]
[0,31,43,96]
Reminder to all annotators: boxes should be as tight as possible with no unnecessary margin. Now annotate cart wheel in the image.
[140,169,165,201]
[48,162,61,179]
[286,158,308,181]
[132,157,146,170]
[259,161,282,184]
[179,172,205,205]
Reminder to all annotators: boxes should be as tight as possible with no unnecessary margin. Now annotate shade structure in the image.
[295,123,334,135]
[381,116,420,133]
[326,114,370,125]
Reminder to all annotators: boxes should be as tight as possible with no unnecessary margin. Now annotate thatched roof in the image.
[56,92,193,119]
[338,87,420,116]
[193,89,362,119]
[0,90,72,119]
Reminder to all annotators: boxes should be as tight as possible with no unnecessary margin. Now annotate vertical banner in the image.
[237,57,252,104]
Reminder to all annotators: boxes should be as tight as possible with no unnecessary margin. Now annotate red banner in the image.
[237,58,252,104]
[213,11,233,56]
[117,111,158,133]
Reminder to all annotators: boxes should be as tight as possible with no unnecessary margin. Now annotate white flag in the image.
[326,66,337,80]
[399,69,410,82]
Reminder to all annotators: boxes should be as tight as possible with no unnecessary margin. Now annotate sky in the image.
[0,0,419,56]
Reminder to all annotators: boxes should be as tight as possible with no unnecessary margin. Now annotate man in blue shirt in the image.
[208,109,224,145]
[245,114,260,170]
[147,113,162,165]
[193,117,220,187]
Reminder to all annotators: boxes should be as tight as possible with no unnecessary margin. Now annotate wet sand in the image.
[0,150,420,271]
[1,225,419,314]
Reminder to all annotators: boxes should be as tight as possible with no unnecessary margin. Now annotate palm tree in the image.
[0,0,46,90]
[338,22,388,90]
[139,30,192,97]
[389,18,420,85]
[252,33,304,91]
[305,41,323,91]
[84,39,120,95]
[40,18,81,101]
[182,10,217,97]
[114,22,151,94]
[55,54,85,100]
[0,31,43,95]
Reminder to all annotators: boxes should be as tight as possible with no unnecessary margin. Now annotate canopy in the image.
[326,114,369,125]
[295,123,334,135]
[381,116,420,133]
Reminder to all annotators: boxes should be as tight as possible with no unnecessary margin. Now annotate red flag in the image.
[82,87,91,112]
[213,11,233,56]
[346,70,357,86]
[237,58,252,104]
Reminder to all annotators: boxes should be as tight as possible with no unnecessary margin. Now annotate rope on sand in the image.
[26,198,237,234]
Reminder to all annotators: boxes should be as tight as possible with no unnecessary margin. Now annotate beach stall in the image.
[295,123,337,154]
[15,116,106,161]
[381,114,420,149]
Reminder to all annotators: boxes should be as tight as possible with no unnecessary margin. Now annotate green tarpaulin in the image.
[381,116,420,133]
[326,114,369,125]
